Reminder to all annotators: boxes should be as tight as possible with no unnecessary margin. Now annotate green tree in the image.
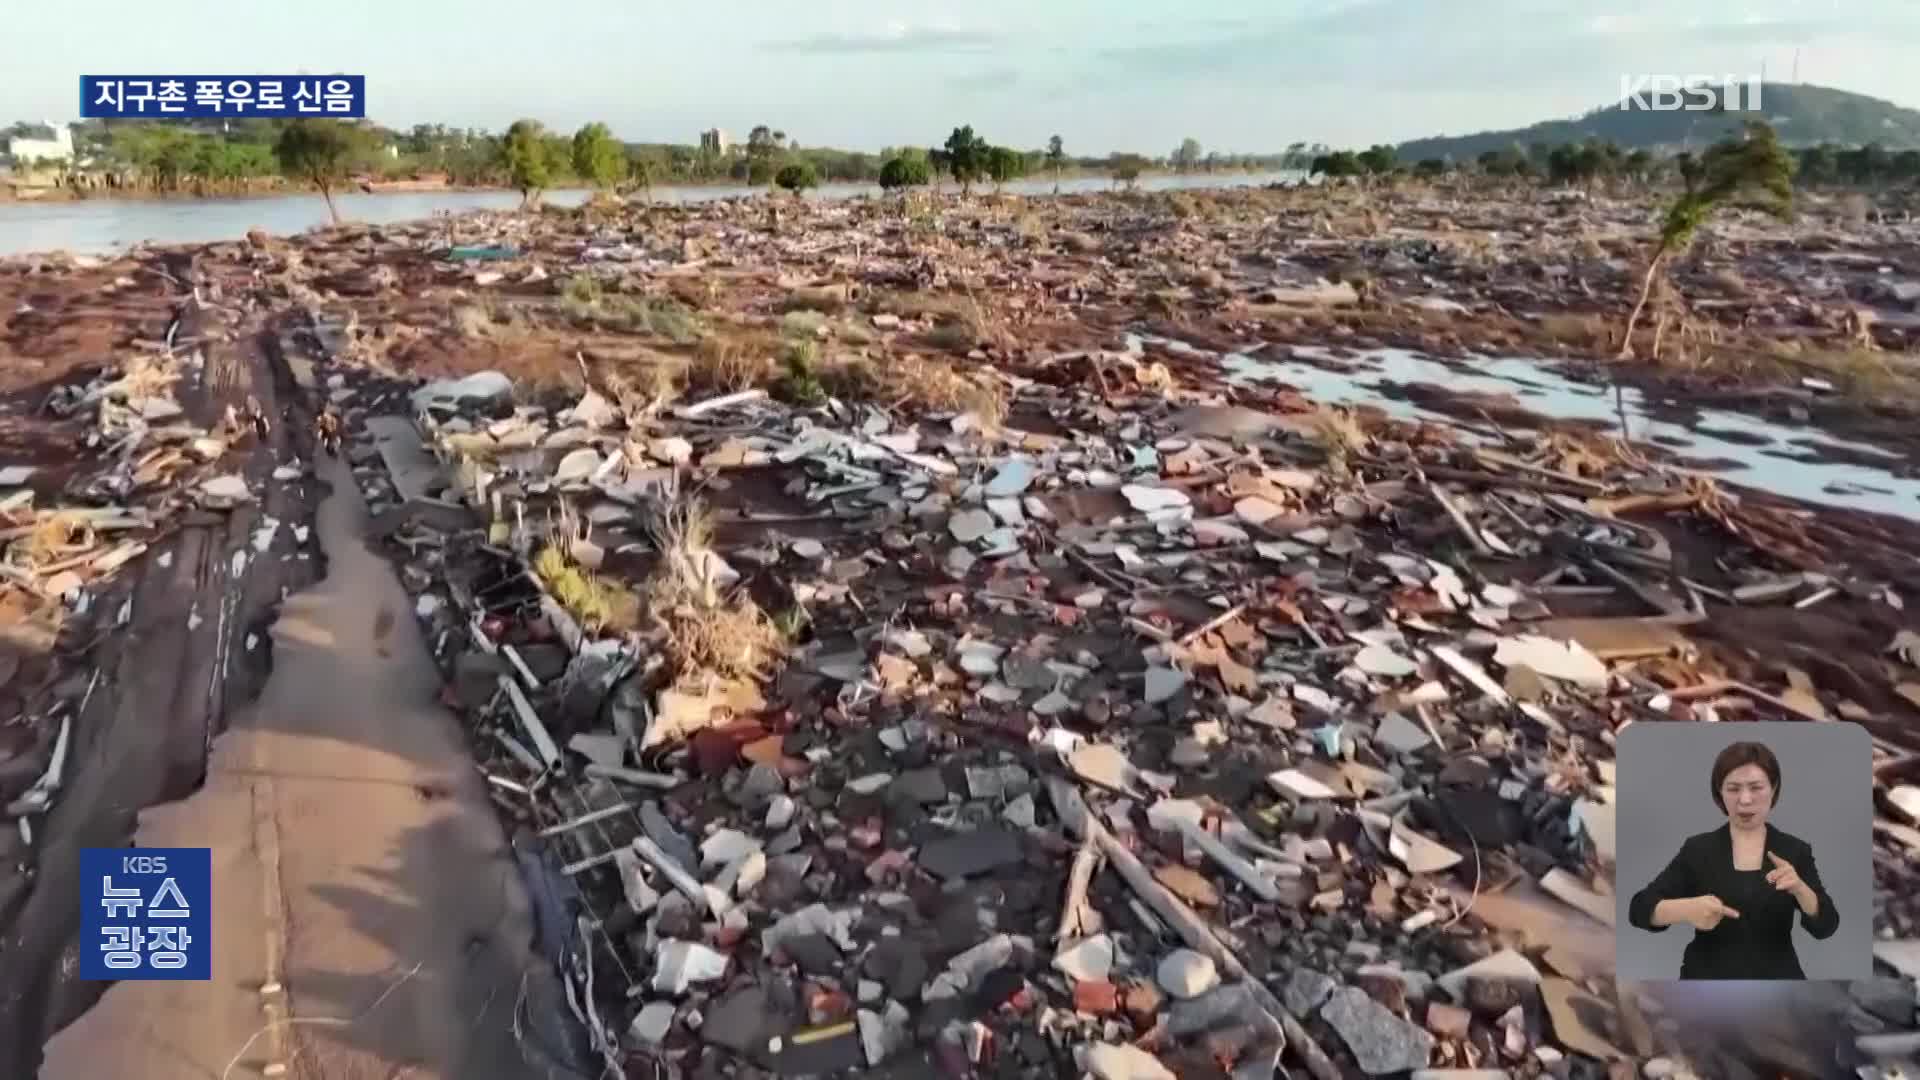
[628,155,655,202]
[1795,144,1837,186]
[1623,149,1654,185]
[942,125,990,193]
[571,122,624,190]
[1413,158,1447,179]
[774,160,819,195]
[1047,134,1066,192]
[1621,120,1793,358]
[878,155,932,192]
[274,118,365,224]
[1357,144,1397,176]
[985,145,1023,189]
[1311,151,1363,178]
[747,124,779,185]
[502,119,553,206]
[1109,152,1148,189]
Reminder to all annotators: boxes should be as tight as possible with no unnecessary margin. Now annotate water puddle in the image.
[1207,343,1920,522]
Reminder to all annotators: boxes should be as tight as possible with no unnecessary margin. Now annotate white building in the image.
[700,128,731,155]
[5,123,74,166]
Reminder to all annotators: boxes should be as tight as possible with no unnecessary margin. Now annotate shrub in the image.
[775,161,819,194]
[879,156,933,191]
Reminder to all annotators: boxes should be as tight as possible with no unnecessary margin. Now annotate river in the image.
[0,171,1303,257]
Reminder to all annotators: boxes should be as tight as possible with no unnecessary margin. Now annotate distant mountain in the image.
[1397,83,1920,162]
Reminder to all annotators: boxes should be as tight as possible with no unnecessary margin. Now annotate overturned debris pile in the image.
[306,319,1920,1080]
[2,344,311,855]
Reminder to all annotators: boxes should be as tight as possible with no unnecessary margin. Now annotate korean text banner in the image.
[81,76,366,119]
[80,847,211,981]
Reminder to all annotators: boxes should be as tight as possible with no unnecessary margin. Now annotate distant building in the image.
[700,128,731,155]
[4,122,74,167]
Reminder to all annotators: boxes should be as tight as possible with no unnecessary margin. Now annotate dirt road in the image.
[43,453,558,1080]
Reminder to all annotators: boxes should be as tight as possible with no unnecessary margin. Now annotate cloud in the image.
[765,23,1000,54]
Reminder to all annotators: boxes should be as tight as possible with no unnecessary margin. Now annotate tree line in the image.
[1310,136,1920,189]
[12,118,1316,197]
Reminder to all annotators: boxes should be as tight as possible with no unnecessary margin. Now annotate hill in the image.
[1397,83,1920,162]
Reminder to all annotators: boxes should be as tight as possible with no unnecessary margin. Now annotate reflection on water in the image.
[1217,344,1920,523]
[0,171,1304,257]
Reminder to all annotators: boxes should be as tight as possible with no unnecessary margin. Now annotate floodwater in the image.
[1169,339,1920,522]
[0,170,1303,257]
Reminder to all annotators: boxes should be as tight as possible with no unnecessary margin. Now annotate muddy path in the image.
[42,446,572,1080]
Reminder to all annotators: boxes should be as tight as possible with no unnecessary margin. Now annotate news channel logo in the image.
[1618,75,1765,113]
[80,76,366,119]
[80,847,212,981]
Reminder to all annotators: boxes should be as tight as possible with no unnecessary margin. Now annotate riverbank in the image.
[0,186,1916,1078]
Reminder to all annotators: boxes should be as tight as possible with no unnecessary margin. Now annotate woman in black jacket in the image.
[1627,740,1840,979]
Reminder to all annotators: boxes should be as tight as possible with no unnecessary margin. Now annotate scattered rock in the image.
[1155,949,1219,999]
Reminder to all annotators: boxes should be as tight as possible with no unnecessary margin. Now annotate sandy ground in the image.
[43,453,547,1080]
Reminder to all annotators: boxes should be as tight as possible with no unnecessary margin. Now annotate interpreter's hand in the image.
[1766,852,1806,896]
[1682,895,1742,931]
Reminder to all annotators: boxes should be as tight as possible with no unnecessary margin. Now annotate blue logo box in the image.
[81,76,365,119]
[79,847,211,981]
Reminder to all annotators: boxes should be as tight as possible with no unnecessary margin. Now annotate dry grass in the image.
[779,285,852,315]
[683,335,777,394]
[923,322,980,353]
[1539,312,1615,353]
[640,493,785,683]
[1791,346,1920,403]
[867,353,1006,424]
[1710,268,1750,297]
[560,274,703,343]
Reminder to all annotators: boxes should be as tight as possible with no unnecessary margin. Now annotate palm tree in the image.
[1620,120,1793,359]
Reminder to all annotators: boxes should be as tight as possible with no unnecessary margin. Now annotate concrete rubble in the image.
[6,184,1920,1077]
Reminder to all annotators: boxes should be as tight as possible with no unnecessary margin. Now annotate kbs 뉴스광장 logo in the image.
[80,848,212,981]
[80,76,365,119]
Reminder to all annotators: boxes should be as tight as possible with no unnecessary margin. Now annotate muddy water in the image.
[1216,344,1920,523]
[0,171,1303,257]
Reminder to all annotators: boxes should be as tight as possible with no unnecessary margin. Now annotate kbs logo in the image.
[1619,75,1765,112]
[80,848,212,980]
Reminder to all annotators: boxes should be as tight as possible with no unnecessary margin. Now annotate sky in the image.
[6,0,1920,154]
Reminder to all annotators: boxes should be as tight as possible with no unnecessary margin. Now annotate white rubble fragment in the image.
[199,473,252,505]
[629,1001,675,1044]
[412,371,512,411]
[1078,1042,1177,1080]
[1355,644,1417,679]
[651,940,729,994]
[700,829,760,870]
[1156,949,1218,999]
[1269,768,1339,800]
[923,934,1027,1001]
[1054,934,1115,981]
[762,904,858,957]
[1121,484,1191,512]
[1493,635,1608,688]
[846,773,893,795]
